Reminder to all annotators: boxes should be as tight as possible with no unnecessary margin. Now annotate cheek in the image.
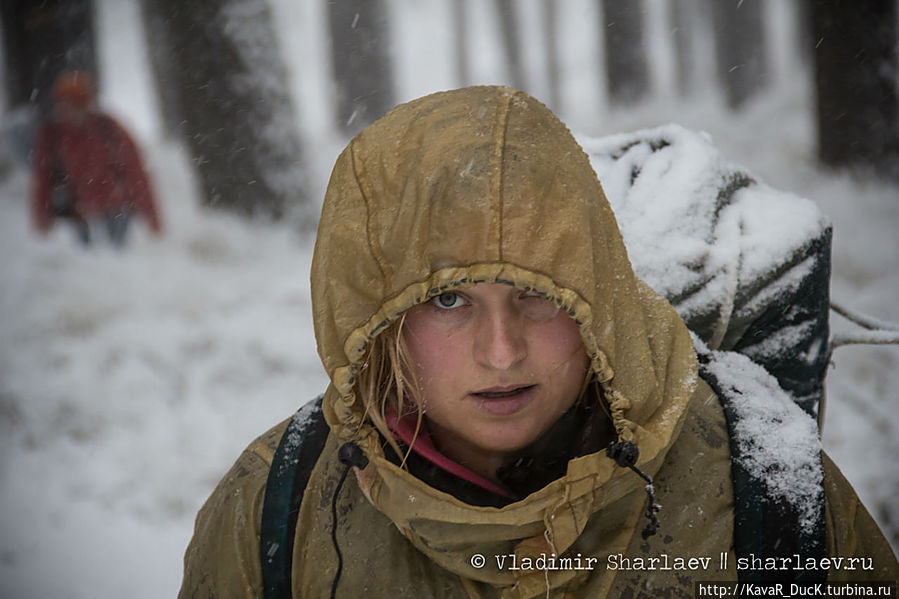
[403,318,464,383]
[538,314,586,361]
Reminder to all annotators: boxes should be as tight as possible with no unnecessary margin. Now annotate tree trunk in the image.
[0,0,96,115]
[671,0,697,96]
[708,0,768,110]
[795,0,814,68]
[542,0,561,110]
[327,0,394,136]
[600,0,649,105]
[493,0,525,91]
[452,0,470,87]
[149,0,309,220]
[137,0,183,138]
[811,0,899,178]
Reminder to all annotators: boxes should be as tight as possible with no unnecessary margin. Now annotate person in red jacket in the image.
[30,70,162,246]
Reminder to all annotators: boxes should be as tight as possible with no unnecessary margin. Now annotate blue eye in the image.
[432,292,465,310]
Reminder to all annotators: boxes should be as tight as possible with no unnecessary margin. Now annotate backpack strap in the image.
[260,395,330,599]
[697,355,827,584]
[730,227,833,419]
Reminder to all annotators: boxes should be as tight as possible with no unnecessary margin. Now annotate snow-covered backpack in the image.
[581,125,833,420]
[585,125,834,583]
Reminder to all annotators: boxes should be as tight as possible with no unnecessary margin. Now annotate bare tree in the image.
[0,0,96,115]
[493,0,525,91]
[143,0,310,220]
[794,0,814,68]
[708,0,768,109]
[542,0,561,110]
[811,0,899,178]
[600,0,649,104]
[327,0,394,136]
[138,1,183,138]
[670,0,699,96]
[452,0,470,87]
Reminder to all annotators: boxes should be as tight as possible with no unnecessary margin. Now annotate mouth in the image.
[469,385,537,416]
[471,384,537,399]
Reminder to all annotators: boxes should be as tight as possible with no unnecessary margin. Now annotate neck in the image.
[426,397,615,493]
[426,423,512,484]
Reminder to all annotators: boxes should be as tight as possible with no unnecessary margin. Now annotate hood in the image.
[310,86,698,593]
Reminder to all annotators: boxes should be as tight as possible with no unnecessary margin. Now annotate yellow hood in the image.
[310,86,698,593]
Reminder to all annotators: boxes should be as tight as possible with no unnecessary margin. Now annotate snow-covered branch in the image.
[831,330,899,349]
[831,301,899,332]
[829,302,899,349]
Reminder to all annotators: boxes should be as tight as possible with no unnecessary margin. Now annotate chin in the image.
[470,428,540,455]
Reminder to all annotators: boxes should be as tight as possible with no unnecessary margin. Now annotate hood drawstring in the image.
[607,440,661,539]
[330,442,369,599]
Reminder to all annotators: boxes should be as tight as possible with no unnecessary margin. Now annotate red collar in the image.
[385,405,510,498]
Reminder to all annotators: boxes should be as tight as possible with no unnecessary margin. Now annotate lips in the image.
[470,385,537,415]
[471,384,536,399]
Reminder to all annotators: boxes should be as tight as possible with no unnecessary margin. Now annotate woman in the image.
[180,86,896,598]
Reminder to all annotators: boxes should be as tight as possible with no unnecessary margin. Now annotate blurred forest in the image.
[1,0,897,221]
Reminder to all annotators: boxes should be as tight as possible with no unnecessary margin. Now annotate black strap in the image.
[698,359,827,584]
[260,395,330,599]
[731,228,833,418]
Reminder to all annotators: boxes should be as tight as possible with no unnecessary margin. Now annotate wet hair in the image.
[357,314,424,466]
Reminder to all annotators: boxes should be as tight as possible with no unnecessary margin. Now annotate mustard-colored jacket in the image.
[180,87,897,598]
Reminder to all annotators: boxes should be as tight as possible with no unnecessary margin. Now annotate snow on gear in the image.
[580,125,832,419]
[259,396,329,599]
[696,338,827,584]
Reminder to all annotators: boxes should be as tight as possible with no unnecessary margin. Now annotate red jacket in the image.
[31,111,162,233]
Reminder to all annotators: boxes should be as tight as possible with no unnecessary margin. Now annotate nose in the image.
[473,306,527,370]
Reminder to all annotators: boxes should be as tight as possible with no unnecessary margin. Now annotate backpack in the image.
[580,125,833,420]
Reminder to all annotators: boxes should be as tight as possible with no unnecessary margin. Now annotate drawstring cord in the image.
[607,440,661,539]
[330,442,369,599]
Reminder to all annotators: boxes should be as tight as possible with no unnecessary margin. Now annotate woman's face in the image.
[402,283,589,471]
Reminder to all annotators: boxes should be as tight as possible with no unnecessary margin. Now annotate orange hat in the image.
[53,71,94,108]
